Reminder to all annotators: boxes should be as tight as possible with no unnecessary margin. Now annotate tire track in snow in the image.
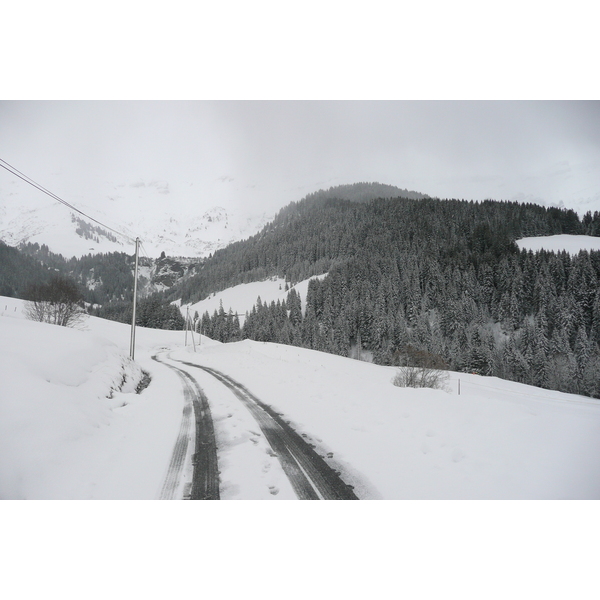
[173,359,359,500]
[153,354,219,500]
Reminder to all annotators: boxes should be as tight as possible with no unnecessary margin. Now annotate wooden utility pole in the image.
[185,305,189,346]
[190,315,197,352]
[129,237,140,360]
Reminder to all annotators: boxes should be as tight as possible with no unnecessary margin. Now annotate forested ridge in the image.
[187,193,600,397]
[176,193,596,303]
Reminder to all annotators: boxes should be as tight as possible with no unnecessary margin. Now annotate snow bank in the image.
[0,317,140,498]
[0,297,196,499]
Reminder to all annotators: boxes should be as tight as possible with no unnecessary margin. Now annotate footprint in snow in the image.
[452,448,465,463]
[268,486,279,496]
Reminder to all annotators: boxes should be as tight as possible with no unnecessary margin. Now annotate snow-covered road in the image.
[153,353,219,500]
[172,357,360,499]
[151,351,361,499]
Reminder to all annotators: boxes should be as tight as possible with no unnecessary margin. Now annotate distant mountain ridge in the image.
[0,181,435,307]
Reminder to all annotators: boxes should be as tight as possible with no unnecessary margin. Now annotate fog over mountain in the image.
[0,175,273,258]
[1,101,599,258]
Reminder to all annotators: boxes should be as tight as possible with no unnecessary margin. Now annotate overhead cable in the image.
[0,158,136,244]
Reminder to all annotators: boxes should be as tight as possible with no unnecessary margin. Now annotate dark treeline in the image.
[92,294,185,330]
[17,242,201,307]
[17,242,139,305]
[0,241,55,297]
[71,216,120,244]
[189,195,600,398]
[7,241,194,331]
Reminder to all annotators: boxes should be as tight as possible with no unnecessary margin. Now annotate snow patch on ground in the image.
[517,234,600,254]
[183,274,328,325]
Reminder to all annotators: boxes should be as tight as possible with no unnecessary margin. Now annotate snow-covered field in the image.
[170,342,600,499]
[182,274,327,325]
[2,294,600,500]
[517,233,600,253]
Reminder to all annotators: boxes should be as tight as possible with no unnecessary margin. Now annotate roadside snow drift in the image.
[0,298,188,499]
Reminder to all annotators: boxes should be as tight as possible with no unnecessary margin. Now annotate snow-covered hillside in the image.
[181,274,327,325]
[0,177,272,258]
[517,234,600,254]
[2,295,600,500]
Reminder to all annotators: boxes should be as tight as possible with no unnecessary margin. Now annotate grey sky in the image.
[1,100,599,217]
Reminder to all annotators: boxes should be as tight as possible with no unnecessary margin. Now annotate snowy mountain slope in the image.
[181,274,327,325]
[0,194,125,258]
[3,295,600,500]
[0,176,272,258]
[517,234,600,254]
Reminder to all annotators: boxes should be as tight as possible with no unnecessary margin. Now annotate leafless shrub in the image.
[24,276,87,328]
[392,365,449,390]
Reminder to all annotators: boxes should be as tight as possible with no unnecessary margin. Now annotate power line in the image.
[139,240,153,262]
[0,158,136,244]
[0,158,146,361]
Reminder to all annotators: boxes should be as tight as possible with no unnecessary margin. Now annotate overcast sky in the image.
[1,100,599,217]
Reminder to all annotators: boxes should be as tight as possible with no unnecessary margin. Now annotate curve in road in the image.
[173,359,359,500]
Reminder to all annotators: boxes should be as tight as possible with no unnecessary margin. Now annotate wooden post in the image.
[129,237,140,360]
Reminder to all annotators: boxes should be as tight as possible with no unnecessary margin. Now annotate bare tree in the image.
[392,345,449,390]
[24,276,87,328]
